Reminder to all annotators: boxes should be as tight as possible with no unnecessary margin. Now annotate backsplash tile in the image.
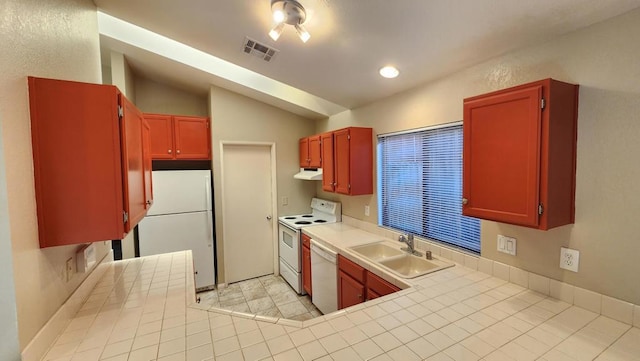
[602,295,634,324]
[574,287,602,314]
[493,262,510,281]
[509,266,529,288]
[477,258,493,275]
[549,280,574,305]
[528,273,550,296]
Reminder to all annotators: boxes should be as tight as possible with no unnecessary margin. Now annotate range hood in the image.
[294,168,323,180]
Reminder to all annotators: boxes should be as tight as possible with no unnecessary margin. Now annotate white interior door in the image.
[222,144,275,284]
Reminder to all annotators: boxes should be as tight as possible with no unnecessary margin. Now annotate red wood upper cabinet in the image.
[28,77,152,247]
[298,135,321,168]
[144,113,211,160]
[145,114,174,159]
[321,132,335,192]
[462,78,579,230]
[332,127,373,195]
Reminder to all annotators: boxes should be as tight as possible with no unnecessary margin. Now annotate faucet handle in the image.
[398,234,407,243]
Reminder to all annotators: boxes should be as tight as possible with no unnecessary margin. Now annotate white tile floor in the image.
[41,252,640,361]
[197,275,320,321]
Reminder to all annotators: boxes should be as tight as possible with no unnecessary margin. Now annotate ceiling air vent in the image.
[243,37,279,62]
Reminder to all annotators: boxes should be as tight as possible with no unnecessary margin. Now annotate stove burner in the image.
[284,216,297,220]
[295,221,312,225]
[301,214,313,218]
[314,220,327,223]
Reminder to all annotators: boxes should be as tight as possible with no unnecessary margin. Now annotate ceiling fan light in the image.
[273,9,285,23]
[269,23,284,41]
[295,24,310,43]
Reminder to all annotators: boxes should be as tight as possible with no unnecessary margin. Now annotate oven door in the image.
[278,222,301,271]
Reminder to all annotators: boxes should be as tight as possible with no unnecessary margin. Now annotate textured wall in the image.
[135,76,208,116]
[209,86,317,284]
[0,0,111,348]
[317,8,640,305]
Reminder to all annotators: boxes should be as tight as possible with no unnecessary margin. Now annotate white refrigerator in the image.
[138,170,215,290]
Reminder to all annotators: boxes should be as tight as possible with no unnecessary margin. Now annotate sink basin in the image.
[378,254,454,279]
[350,242,454,279]
[350,242,405,261]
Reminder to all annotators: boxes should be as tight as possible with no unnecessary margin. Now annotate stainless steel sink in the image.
[378,254,453,278]
[349,242,454,279]
[349,242,405,261]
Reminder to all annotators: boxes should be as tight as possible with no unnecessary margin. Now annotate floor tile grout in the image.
[198,274,321,321]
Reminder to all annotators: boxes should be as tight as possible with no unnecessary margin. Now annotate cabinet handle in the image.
[266,215,272,220]
[462,198,468,205]
[176,150,181,154]
[357,294,362,299]
[146,200,152,205]
[168,149,172,154]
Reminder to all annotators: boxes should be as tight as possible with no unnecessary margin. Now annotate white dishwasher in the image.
[310,239,338,314]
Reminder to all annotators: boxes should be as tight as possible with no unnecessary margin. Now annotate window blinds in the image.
[377,124,481,253]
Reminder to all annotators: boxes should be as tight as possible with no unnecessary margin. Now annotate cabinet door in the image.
[120,95,147,233]
[333,128,351,194]
[367,272,401,299]
[302,244,312,296]
[308,135,322,168]
[174,116,211,159]
[28,77,125,247]
[338,271,365,309]
[299,137,310,167]
[145,114,174,159]
[142,119,153,209]
[463,85,542,227]
[321,132,334,192]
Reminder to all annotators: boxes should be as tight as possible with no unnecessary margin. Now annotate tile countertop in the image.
[42,225,640,361]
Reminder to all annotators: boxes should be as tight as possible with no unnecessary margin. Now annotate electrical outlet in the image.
[364,205,370,216]
[65,257,74,282]
[560,247,579,272]
[497,234,516,256]
[282,196,288,206]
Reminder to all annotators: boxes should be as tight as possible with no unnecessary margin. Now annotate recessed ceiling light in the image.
[379,66,399,79]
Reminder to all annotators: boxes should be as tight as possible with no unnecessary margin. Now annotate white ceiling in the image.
[95,0,640,118]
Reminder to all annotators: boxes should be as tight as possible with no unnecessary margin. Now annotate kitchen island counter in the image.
[40,224,640,361]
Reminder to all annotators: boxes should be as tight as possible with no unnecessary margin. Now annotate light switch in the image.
[497,234,516,256]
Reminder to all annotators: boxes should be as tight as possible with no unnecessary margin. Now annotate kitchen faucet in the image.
[398,233,423,256]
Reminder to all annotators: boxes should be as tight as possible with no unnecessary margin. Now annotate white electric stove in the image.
[278,198,341,294]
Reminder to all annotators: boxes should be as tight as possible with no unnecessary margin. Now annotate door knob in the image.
[176,149,181,154]
[168,149,172,154]
[462,198,468,205]
[266,215,272,220]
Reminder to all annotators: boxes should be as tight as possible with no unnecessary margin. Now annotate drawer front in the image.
[338,255,366,284]
[367,272,401,297]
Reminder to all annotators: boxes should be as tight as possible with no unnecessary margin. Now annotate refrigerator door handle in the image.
[204,174,214,247]
[204,173,212,211]
[206,210,214,247]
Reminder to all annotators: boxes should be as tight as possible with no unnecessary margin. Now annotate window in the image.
[377,123,481,253]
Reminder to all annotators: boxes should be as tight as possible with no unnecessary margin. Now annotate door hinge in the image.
[541,98,546,110]
[123,211,129,224]
[538,204,544,215]
[118,106,124,118]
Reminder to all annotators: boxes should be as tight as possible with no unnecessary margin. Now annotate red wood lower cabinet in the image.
[302,234,312,296]
[338,270,365,309]
[366,272,401,301]
[337,255,401,309]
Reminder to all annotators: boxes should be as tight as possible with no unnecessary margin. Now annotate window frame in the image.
[376,121,481,254]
